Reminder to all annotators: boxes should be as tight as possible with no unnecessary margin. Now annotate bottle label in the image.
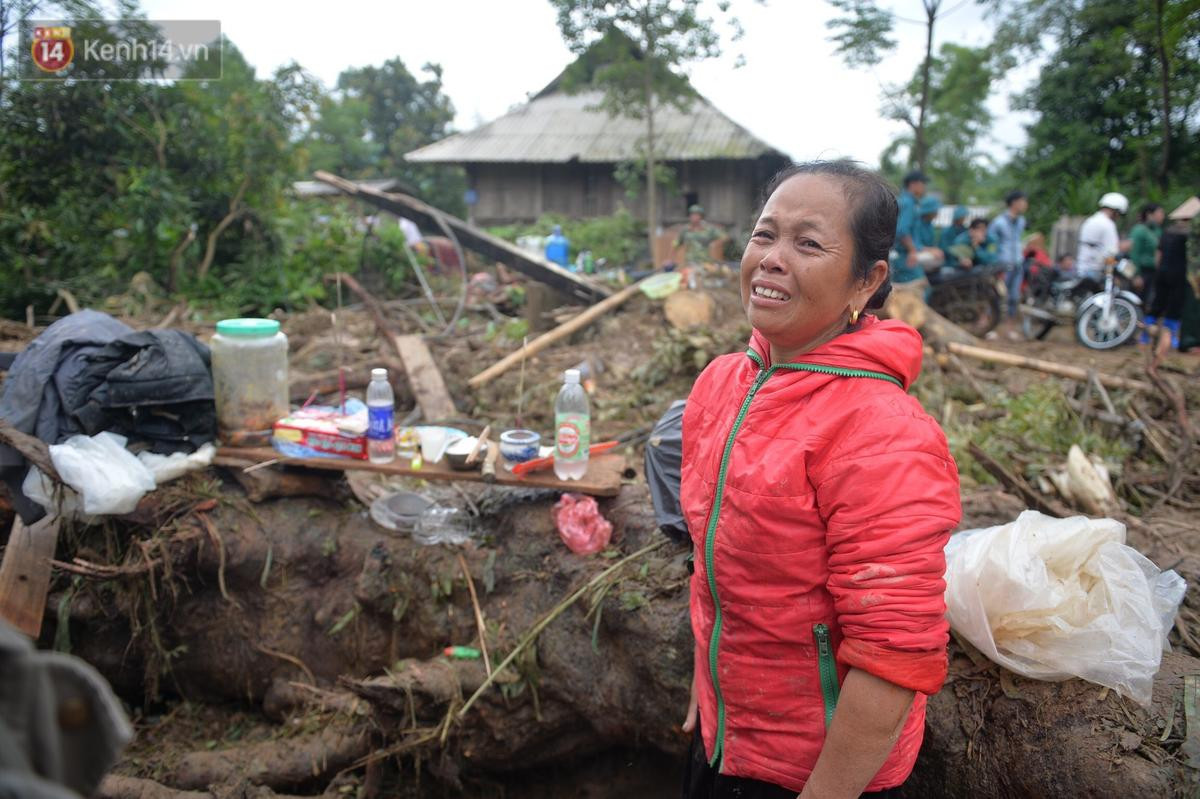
[555,412,590,462]
[367,406,394,441]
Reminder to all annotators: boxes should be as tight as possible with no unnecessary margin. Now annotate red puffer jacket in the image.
[682,317,961,793]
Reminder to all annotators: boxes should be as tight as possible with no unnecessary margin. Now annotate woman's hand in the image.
[681,669,699,733]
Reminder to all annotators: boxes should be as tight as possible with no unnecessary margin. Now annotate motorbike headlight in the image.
[1118,260,1137,279]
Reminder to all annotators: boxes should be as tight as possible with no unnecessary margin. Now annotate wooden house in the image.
[405,68,789,236]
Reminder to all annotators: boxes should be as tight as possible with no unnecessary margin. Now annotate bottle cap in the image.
[564,369,581,384]
[372,368,388,380]
[216,318,280,337]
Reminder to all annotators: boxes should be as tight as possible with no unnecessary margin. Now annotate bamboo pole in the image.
[945,342,1153,393]
[467,278,650,388]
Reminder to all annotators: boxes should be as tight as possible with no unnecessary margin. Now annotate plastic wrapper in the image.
[945,510,1186,706]
[137,442,216,484]
[553,493,613,555]
[23,432,155,518]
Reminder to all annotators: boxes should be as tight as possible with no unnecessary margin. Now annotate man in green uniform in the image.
[674,204,726,266]
[1129,202,1164,306]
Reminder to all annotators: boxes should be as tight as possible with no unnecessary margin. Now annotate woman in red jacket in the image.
[679,160,961,799]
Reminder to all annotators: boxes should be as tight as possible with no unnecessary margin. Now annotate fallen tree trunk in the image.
[171,727,370,792]
[55,481,1198,797]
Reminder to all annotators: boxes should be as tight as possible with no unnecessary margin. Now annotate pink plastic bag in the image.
[553,493,613,555]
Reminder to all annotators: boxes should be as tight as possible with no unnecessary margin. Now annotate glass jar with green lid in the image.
[211,318,288,437]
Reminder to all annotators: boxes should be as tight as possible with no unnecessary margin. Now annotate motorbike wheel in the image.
[936,281,1002,338]
[1075,296,1139,350]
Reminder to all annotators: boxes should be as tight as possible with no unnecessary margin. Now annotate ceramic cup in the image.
[499,429,540,464]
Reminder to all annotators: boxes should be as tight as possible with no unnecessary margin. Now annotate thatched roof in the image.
[405,87,783,165]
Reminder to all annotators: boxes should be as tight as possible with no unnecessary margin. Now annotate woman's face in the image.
[740,173,886,359]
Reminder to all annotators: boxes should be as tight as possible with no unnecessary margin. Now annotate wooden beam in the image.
[312,170,610,304]
[392,334,456,423]
[468,278,648,389]
[216,447,625,497]
[946,342,1153,393]
[0,514,61,637]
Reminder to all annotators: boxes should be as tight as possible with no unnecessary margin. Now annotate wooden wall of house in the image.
[465,156,785,236]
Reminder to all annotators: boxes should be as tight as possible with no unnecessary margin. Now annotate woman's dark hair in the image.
[761,160,895,309]
[1139,203,1162,223]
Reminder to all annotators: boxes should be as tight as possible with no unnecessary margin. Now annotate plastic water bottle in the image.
[554,368,590,481]
[545,225,569,267]
[366,368,395,463]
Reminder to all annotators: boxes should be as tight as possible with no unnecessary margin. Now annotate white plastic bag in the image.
[945,510,1186,706]
[40,432,155,516]
[137,442,216,484]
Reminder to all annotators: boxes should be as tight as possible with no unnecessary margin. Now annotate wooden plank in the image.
[468,278,648,389]
[0,514,61,637]
[215,447,625,497]
[946,342,1153,393]
[392,334,457,423]
[312,170,610,304]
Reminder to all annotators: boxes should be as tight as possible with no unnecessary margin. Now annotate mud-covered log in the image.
[170,727,370,792]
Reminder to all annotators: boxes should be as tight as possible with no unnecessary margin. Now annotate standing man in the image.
[989,190,1029,334]
[674,204,727,267]
[1076,192,1130,282]
[1129,202,1164,307]
[891,170,929,285]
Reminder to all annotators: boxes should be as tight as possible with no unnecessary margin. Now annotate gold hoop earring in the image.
[850,308,860,325]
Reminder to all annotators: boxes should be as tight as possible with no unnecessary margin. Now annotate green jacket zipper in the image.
[813,623,841,728]
[701,349,899,771]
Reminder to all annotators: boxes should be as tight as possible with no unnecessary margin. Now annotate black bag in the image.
[644,399,688,542]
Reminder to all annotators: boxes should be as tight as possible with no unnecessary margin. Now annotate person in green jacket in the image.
[940,205,969,258]
[1130,202,1164,306]
[947,218,999,270]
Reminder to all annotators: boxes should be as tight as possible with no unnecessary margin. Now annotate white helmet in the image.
[1099,192,1128,214]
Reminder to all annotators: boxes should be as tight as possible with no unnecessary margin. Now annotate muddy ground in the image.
[3,275,1200,797]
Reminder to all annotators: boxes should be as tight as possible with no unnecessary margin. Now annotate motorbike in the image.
[1020,258,1141,349]
[927,263,1004,337]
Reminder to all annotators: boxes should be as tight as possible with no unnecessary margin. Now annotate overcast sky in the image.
[135,0,1038,166]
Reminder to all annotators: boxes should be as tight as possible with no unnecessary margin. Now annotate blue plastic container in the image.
[545,225,569,266]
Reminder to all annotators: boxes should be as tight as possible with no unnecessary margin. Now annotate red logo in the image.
[31,26,73,73]
[557,422,580,457]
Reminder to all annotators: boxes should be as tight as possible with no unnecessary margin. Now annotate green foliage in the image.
[488,208,647,267]
[825,0,897,68]
[303,58,466,215]
[949,382,1133,486]
[1000,0,1200,230]
[0,1,463,318]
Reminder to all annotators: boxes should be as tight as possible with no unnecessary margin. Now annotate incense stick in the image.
[515,335,528,429]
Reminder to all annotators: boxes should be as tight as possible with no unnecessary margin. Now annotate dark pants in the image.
[682,727,903,799]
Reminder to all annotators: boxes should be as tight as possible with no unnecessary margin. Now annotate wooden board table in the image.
[216,447,626,497]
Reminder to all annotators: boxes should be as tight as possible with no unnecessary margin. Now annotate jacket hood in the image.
[748,315,923,390]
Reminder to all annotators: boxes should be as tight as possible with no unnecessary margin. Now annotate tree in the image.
[548,1,740,260]
[990,0,1200,226]
[826,0,964,173]
[880,43,997,202]
[300,58,465,214]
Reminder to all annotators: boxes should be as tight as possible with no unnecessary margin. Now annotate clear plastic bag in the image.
[945,510,1186,706]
